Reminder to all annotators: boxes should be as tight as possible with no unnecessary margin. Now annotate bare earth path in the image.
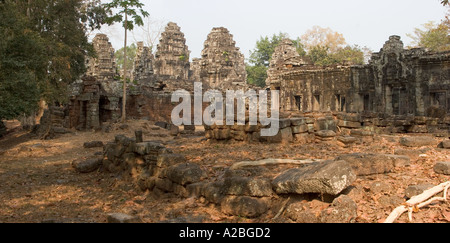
[0,120,449,223]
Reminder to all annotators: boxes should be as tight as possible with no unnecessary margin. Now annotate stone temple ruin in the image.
[36,21,450,142]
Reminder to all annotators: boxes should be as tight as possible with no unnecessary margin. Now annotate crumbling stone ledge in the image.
[204,112,449,144]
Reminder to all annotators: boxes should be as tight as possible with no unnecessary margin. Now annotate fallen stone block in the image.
[278,119,291,129]
[434,161,450,175]
[337,120,362,129]
[272,160,356,196]
[290,118,306,126]
[166,163,206,186]
[221,196,269,218]
[438,140,450,149]
[222,176,273,197]
[292,125,308,134]
[320,195,357,223]
[280,127,293,143]
[83,141,104,148]
[133,142,164,155]
[337,136,357,144]
[336,153,408,176]
[315,130,336,138]
[156,153,186,168]
[155,121,169,129]
[314,117,337,131]
[72,158,102,173]
[399,136,436,147]
[404,184,435,199]
[285,195,357,223]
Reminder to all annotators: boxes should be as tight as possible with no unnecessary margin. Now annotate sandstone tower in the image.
[196,27,247,90]
[154,22,191,80]
[266,38,309,89]
[133,41,154,85]
[86,34,117,81]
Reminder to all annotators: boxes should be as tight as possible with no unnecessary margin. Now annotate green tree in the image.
[0,0,105,121]
[247,33,306,87]
[249,33,291,67]
[301,26,365,65]
[0,2,45,120]
[104,0,149,123]
[407,21,450,52]
[307,45,336,65]
[246,65,268,87]
[115,43,137,71]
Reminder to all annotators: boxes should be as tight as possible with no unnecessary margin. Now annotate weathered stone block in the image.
[244,123,259,132]
[232,130,246,141]
[406,125,428,133]
[222,177,273,197]
[294,133,314,144]
[280,127,293,143]
[214,128,231,140]
[337,120,362,128]
[404,184,434,199]
[203,181,225,204]
[157,153,186,168]
[438,140,450,149]
[133,142,164,155]
[272,160,356,195]
[83,141,104,148]
[315,117,337,131]
[292,125,308,134]
[315,130,336,138]
[400,136,436,147]
[155,178,174,192]
[166,163,205,185]
[336,153,409,176]
[278,119,291,129]
[434,161,450,175]
[290,118,306,126]
[350,129,374,137]
[320,195,357,223]
[337,113,361,122]
[72,158,102,173]
[221,196,269,218]
[337,136,357,144]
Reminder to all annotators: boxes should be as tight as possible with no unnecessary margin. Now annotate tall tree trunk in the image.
[27,0,31,18]
[122,8,128,123]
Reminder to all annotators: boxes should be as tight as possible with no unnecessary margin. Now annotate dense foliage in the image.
[0,0,106,120]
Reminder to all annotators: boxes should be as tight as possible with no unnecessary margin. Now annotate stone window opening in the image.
[335,94,346,112]
[313,94,321,111]
[363,94,372,111]
[294,95,302,111]
[430,91,447,111]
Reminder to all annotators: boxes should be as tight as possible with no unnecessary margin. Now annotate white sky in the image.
[96,0,448,61]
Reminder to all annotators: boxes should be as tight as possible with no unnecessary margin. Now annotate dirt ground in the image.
[0,119,449,223]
